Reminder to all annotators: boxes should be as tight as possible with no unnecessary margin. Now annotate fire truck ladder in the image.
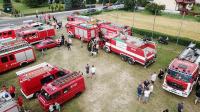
[0,39,30,54]
[52,72,81,87]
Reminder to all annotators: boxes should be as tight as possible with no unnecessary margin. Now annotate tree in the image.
[64,0,72,10]
[71,0,84,9]
[3,0,13,13]
[86,0,96,4]
[23,0,48,8]
[124,0,136,10]
[145,3,165,15]
[137,0,149,7]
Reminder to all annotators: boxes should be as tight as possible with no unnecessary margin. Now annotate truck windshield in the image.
[40,89,51,101]
[167,69,192,83]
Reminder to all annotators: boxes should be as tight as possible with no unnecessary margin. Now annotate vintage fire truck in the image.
[163,43,200,97]
[17,25,56,44]
[0,91,20,112]
[98,21,132,36]
[16,62,71,99]
[67,15,92,22]
[103,33,156,67]
[66,21,99,42]
[38,71,85,111]
[0,38,36,74]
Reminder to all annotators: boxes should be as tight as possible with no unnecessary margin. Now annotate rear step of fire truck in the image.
[0,38,30,54]
[52,72,82,86]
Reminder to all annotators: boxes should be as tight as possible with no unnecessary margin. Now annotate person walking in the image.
[90,65,96,79]
[151,72,157,84]
[67,38,72,50]
[9,85,16,98]
[61,34,65,46]
[177,102,184,112]
[143,87,151,104]
[81,37,84,48]
[85,64,90,77]
[149,83,154,94]
[158,69,165,80]
[17,96,24,112]
[195,88,200,104]
[137,83,143,102]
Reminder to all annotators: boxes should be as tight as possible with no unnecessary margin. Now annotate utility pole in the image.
[176,12,185,45]
[152,7,157,40]
[132,0,137,27]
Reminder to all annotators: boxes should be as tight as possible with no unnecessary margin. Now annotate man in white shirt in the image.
[90,65,96,79]
[143,88,151,104]
[151,72,157,84]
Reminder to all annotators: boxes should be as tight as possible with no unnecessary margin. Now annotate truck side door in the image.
[0,56,9,72]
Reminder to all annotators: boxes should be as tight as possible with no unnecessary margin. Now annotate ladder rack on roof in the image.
[52,72,81,87]
[24,65,53,80]
[0,39,30,54]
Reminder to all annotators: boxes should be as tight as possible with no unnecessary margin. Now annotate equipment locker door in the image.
[15,52,27,62]
[25,49,34,60]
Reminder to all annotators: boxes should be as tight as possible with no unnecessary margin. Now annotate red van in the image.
[38,71,85,111]
[16,62,71,99]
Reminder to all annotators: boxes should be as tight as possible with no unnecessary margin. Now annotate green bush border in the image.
[132,27,200,47]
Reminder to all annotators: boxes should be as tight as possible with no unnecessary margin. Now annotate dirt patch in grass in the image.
[93,11,200,41]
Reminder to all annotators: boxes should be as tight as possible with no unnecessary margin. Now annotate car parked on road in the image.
[35,38,59,50]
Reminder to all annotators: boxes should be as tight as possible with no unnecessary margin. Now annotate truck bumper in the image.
[21,89,34,99]
[162,83,189,97]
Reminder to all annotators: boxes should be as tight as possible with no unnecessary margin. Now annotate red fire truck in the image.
[17,25,56,44]
[98,21,132,36]
[103,33,156,67]
[16,62,71,99]
[67,15,91,22]
[38,71,85,111]
[66,21,99,42]
[0,38,36,74]
[163,43,200,97]
[0,91,20,112]
[0,28,16,39]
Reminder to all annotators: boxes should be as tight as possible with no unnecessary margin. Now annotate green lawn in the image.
[0,1,64,15]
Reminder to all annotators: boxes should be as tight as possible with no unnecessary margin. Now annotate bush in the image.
[196,15,200,22]
[132,27,200,47]
[145,3,165,15]
[14,0,21,2]
[86,0,96,4]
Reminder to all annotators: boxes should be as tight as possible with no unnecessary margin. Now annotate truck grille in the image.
[166,81,185,91]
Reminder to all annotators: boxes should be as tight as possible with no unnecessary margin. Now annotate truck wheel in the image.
[121,55,127,61]
[128,58,135,65]
[20,62,28,67]
[75,92,82,97]
[33,91,40,98]
[104,46,110,53]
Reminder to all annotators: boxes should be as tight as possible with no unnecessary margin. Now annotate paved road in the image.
[0,9,88,26]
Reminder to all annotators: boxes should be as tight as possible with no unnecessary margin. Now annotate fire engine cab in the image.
[163,43,200,97]
[16,62,71,99]
[66,21,99,42]
[0,28,16,39]
[0,91,19,112]
[17,25,56,44]
[103,33,156,67]
[38,71,85,111]
[0,38,36,74]
[98,22,132,36]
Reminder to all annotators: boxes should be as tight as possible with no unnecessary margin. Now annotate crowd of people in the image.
[87,37,99,56]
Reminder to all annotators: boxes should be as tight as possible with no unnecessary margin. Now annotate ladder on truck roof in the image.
[51,72,81,87]
[0,39,30,54]
[23,65,53,80]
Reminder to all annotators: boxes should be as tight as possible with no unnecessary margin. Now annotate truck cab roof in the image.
[42,72,82,95]
[16,62,55,82]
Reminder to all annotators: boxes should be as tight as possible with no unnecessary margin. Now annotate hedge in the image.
[132,27,200,47]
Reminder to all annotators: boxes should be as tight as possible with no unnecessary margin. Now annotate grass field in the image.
[93,10,200,41]
[0,22,200,112]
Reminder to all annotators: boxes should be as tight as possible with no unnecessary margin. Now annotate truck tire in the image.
[121,55,127,61]
[33,92,40,98]
[128,58,135,65]
[20,62,28,67]
[104,46,110,53]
